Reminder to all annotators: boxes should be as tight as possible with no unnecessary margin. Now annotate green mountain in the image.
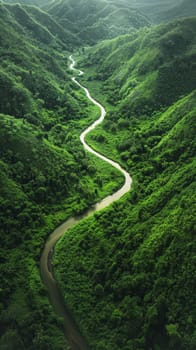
[83,17,196,113]
[0,2,79,124]
[53,17,196,350]
[123,0,196,22]
[1,2,79,48]
[0,3,123,349]
[48,0,150,45]
[1,1,195,350]
[4,0,196,24]
[0,3,79,349]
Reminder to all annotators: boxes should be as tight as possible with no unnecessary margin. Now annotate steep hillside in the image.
[0,3,123,349]
[82,17,196,114]
[1,2,78,49]
[0,3,79,349]
[48,0,150,45]
[53,17,196,350]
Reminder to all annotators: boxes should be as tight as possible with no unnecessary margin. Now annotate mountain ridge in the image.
[48,0,150,45]
[0,1,195,349]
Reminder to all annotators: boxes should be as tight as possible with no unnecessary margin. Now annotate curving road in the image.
[40,55,132,350]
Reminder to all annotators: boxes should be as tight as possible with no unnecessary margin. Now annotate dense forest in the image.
[53,15,196,350]
[0,1,196,350]
[0,2,123,349]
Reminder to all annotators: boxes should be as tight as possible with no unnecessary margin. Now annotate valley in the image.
[40,55,132,350]
[0,1,196,350]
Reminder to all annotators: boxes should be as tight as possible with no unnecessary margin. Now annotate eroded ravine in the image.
[40,56,132,350]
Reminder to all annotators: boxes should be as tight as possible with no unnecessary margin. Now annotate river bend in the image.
[40,55,132,350]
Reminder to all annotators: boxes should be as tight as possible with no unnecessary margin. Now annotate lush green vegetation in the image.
[53,17,196,350]
[0,3,123,349]
[1,1,196,350]
[4,0,196,26]
[80,17,196,114]
[47,0,150,45]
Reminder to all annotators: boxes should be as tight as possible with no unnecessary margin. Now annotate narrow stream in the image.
[40,56,132,350]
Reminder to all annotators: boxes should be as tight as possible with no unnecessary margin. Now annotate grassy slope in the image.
[54,18,196,350]
[0,3,123,349]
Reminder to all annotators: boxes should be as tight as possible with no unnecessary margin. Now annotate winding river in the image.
[40,55,132,350]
